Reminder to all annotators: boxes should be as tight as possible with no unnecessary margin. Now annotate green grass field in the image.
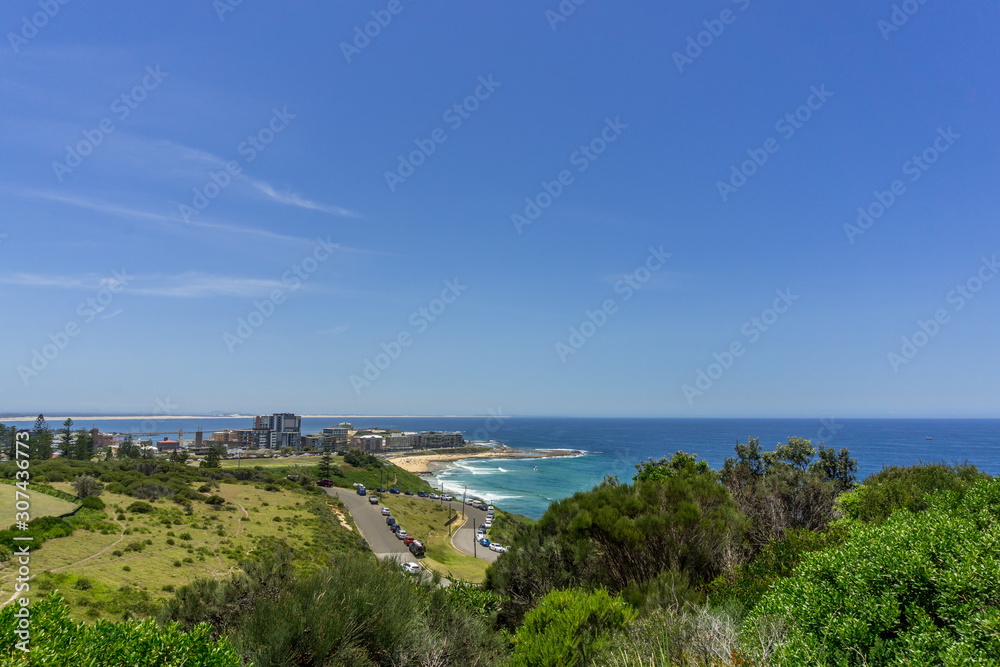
[0,485,78,521]
[0,480,365,622]
[378,496,489,582]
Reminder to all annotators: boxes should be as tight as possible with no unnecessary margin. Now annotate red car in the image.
[316,479,334,487]
[403,535,415,546]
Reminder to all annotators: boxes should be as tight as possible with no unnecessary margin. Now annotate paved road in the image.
[328,489,501,564]
[326,488,412,561]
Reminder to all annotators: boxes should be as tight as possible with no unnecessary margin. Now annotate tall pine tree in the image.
[60,418,74,457]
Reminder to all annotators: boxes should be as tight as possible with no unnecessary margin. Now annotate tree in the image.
[200,445,222,469]
[71,475,104,499]
[71,429,94,461]
[1,424,12,461]
[117,434,140,459]
[170,449,190,464]
[60,418,74,456]
[720,437,857,553]
[30,414,53,460]
[319,443,333,479]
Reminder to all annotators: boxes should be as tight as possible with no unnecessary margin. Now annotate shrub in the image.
[80,496,106,510]
[72,474,104,499]
[510,588,636,667]
[748,478,1000,665]
[126,501,153,514]
[178,533,192,541]
[837,462,990,523]
[205,495,226,505]
[0,592,241,666]
[74,578,93,591]
[122,566,131,572]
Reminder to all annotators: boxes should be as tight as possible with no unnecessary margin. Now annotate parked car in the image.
[478,537,490,547]
[441,495,453,501]
[375,487,386,492]
[381,507,391,516]
[429,493,440,500]
[465,499,475,505]
[408,540,425,557]
[386,516,395,525]
[404,490,414,496]
[492,545,507,553]
[287,475,299,482]
[489,543,503,552]
[402,562,420,574]
[487,506,494,512]
[390,524,401,533]
[417,491,428,497]
[389,488,400,494]
[316,479,333,487]
[368,496,379,504]
[403,535,415,546]
[396,529,407,540]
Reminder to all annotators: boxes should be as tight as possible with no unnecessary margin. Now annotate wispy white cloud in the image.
[249,180,360,218]
[0,271,305,299]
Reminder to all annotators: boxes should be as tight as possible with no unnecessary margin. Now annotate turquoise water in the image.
[5,416,998,520]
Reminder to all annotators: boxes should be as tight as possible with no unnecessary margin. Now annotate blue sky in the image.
[1,0,998,418]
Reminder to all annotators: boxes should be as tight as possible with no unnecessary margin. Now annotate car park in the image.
[402,562,420,574]
[381,507,391,516]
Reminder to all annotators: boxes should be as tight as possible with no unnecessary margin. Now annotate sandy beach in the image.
[386,447,583,475]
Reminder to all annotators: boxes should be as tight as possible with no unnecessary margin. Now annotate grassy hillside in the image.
[0,465,367,622]
[378,496,489,582]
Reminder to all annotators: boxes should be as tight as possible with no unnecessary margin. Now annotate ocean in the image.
[4,416,998,520]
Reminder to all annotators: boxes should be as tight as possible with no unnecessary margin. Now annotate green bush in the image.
[204,495,226,505]
[509,588,636,667]
[0,592,240,666]
[80,496,106,510]
[127,501,154,514]
[837,462,989,523]
[748,478,1000,665]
